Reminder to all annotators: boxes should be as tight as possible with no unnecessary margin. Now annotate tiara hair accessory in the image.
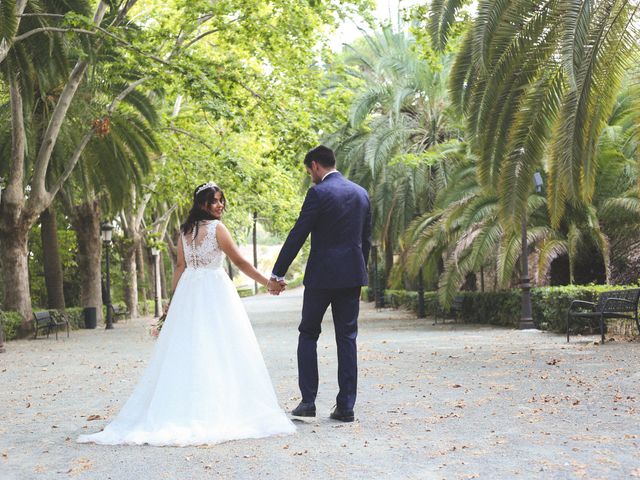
[195,182,218,196]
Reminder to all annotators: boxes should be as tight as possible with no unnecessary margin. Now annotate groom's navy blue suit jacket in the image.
[273,172,371,289]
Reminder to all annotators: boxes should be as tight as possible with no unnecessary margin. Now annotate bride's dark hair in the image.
[180,183,226,236]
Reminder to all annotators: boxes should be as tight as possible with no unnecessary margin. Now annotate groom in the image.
[267,145,371,422]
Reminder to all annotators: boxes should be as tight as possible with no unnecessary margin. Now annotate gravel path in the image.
[1,287,639,479]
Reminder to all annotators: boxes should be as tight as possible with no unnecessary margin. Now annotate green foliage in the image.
[530,284,639,332]
[1,0,375,318]
[383,290,418,310]
[28,223,81,309]
[1,311,23,341]
[65,307,86,329]
[0,307,87,340]
[137,299,155,315]
[427,0,639,232]
[328,25,460,288]
[367,285,640,333]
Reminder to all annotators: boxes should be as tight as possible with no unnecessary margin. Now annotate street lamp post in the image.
[371,242,384,309]
[101,222,114,330]
[252,211,258,295]
[0,312,6,353]
[151,247,161,318]
[0,177,5,353]
[520,173,544,330]
[0,180,4,351]
[417,267,426,318]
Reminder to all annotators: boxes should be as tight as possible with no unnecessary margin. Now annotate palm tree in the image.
[428,0,639,232]
[328,26,458,285]
[58,75,158,323]
[401,83,640,306]
[399,147,557,306]
[0,0,141,325]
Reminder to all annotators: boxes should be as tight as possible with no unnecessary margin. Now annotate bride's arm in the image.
[171,235,186,293]
[216,222,269,287]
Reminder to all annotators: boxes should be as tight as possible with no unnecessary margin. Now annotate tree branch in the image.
[13,27,96,43]
[47,130,95,203]
[110,0,139,28]
[94,25,174,66]
[30,1,108,203]
[136,187,155,227]
[149,204,177,233]
[18,13,65,18]
[47,74,151,206]
[107,77,148,115]
[0,0,29,64]
[4,75,26,210]
[182,15,246,50]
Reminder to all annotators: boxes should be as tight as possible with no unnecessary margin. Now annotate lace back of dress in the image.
[182,220,224,270]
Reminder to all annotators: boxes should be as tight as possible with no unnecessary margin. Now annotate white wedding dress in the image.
[77,219,295,446]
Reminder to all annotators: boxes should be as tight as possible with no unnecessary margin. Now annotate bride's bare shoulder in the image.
[213,220,231,238]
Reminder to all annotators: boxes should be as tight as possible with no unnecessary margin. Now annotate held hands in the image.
[267,278,287,296]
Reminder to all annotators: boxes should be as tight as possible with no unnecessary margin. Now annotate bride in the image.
[77,182,295,446]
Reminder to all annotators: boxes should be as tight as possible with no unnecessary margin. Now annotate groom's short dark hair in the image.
[304,145,336,168]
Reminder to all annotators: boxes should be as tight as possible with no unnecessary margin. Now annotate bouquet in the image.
[150,301,170,338]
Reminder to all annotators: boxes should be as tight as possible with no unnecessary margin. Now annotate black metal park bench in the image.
[33,310,70,340]
[434,295,464,325]
[566,288,640,344]
[111,304,130,321]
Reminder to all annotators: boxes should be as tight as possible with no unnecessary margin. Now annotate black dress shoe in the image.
[291,401,316,417]
[330,406,354,422]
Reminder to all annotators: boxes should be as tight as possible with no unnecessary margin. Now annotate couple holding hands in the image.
[78,145,371,446]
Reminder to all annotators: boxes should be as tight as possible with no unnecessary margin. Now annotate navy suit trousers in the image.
[298,287,361,410]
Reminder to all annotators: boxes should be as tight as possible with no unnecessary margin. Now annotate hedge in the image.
[1,311,23,341]
[0,306,87,341]
[363,284,640,333]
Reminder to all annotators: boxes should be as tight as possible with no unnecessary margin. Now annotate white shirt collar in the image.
[322,170,339,181]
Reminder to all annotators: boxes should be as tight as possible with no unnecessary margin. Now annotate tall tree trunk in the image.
[165,230,178,270]
[40,205,66,309]
[137,242,148,315]
[71,201,103,324]
[0,225,31,329]
[253,211,258,294]
[0,2,117,325]
[384,232,394,288]
[123,245,139,318]
[0,74,31,325]
[159,252,168,300]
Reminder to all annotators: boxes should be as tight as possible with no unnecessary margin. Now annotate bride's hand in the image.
[267,278,285,295]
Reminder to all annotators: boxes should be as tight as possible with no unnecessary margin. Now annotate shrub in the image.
[531,284,634,333]
[1,311,24,341]
[137,299,155,316]
[361,287,373,302]
[238,287,254,298]
[363,284,640,333]
[1,307,87,340]
[457,291,521,327]
[64,307,85,329]
[384,289,418,310]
